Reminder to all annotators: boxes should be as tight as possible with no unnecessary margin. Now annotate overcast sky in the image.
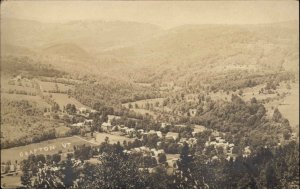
[1,1,299,28]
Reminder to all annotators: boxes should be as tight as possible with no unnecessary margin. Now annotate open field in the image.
[264,83,299,130]
[122,98,164,109]
[38,80,74,93]
[1,93,50,108]
[1,136,98,163]
[1,132,134,163]
[49,93,90,109]
[1,174,22,188]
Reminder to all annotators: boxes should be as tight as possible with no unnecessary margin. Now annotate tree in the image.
[158,153,167,164]
[81,144,148,189]
[62,157,75,188]
[52,154,61,164]
[21,160,31,188]
[265,163,279,189]
[272,108,282,122]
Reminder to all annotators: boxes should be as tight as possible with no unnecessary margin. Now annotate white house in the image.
[71,122,84,127]
[243,146,252,158]
[156,131,163,138]
[166,132,179,141]
[84,119,93,125]
[78,107,87,114]
[101,122,112,132]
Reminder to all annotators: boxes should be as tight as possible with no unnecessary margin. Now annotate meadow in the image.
[1,136,97,163]
[49,93,90,109]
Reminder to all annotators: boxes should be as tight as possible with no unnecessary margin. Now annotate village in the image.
[1,104,251,180]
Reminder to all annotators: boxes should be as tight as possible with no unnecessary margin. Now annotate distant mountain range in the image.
[1,18,298,81]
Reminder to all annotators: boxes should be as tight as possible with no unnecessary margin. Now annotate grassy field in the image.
[49,93,90,109]
[38,80,74,93]
[1,93,50,108]
[122,98,164,109]
[1,136,98,163]
[1,174,22,188]
[122,98,165,118]
[276,83,298,129]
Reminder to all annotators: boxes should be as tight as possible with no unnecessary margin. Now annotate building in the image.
[166,132,179,141]
[156,131,163,138]
[101,122,113,132]
[192,125,206,136]
[71,122,84,127]
[78,107,87,114]
[166,158,179,169]
[84,119,93,125]
[151,149,165,157]
[243,146,252,158]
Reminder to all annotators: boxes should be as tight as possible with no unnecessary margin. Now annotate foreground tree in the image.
[81,142,148,189]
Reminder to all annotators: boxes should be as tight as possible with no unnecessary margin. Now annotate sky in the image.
[1,1,299,28]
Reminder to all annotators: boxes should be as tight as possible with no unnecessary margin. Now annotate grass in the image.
[38,80,74,93]
[122,98,164,109]
[1,93,50,108]
[1,174,22,188]
[1,132,134,163]
[1,136,98,163]
[49,93,90,109]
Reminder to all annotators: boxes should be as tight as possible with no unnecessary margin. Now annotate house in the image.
[212,131,220,137]
[165,132,179,141]
[112,125,121,131]
[149,130,156,134]
[211,156,219,162]
[166,158,179,169]
[156,131,163,138]
[189,109,197,117]
[137,129,144,134]
[71,122,84,127]
[151,149,165,157]
[90,109,97,113]
[157,141,162,147]
[9,165,16,172]
[101,122,113,132]
[243,146,252,158]
[187,138,197,146]
[84,119,93,125]
[192,125,206,136]
[120,127,129,133]
[78,107,87,114]
[174,124,187,129]
[179,138,187,143]
[126,128,136,135]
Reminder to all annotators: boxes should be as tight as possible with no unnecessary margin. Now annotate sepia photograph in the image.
[0,1,299,188]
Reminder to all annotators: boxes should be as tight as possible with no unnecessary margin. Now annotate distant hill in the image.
[42,43,91,61]
[1,43,36,56]
[2,18,163,54]
[1,18,298,81]
[101,21,298,82]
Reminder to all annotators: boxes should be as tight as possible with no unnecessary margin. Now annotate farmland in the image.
[48,93,90,109]
[38,80,74,93]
